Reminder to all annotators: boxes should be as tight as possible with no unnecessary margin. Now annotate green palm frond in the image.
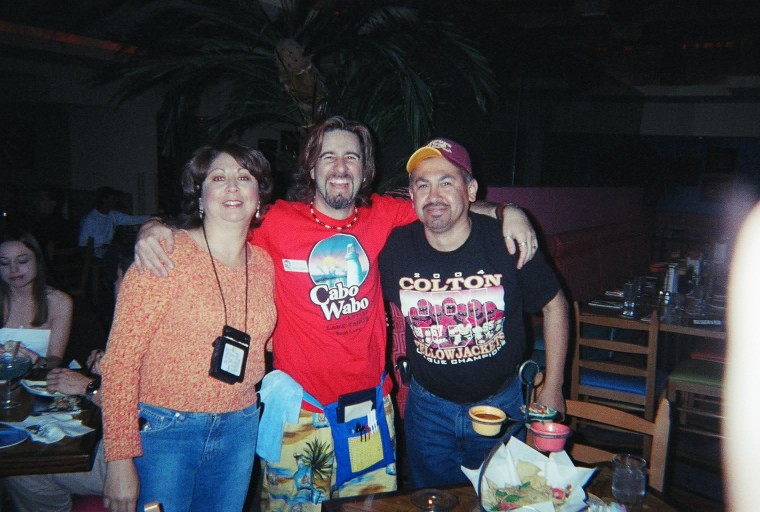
[303,437,333,480]
[91,0,497,183]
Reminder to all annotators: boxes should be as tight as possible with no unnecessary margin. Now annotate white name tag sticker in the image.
[282,259,309,273]
[220,343,245,376]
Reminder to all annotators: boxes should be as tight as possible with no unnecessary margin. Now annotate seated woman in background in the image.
[0,228,73,368]
[2,249,133,512]
[100,143,277,512]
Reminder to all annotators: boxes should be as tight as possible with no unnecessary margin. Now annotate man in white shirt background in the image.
[78,187,148,259]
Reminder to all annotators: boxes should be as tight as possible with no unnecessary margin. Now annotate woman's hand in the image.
[104,459,140,512]
[134,220,176,277]
[46,368,91,396]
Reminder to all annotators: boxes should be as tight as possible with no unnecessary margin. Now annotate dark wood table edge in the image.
[0,388,102,477]
[321,462,678,511]
[580,300,726,340]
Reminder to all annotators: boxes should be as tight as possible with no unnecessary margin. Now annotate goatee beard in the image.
[318,188,354,210]
[326,196,353,210]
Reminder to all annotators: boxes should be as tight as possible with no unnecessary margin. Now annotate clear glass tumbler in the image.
[612,453,647,506]
[0,354,32,409]
[622,281,636,317]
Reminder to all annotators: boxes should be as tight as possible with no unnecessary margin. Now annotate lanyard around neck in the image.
[201,224,249,333]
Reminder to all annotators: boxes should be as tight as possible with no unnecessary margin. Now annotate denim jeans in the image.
[404,376,524,489]
[135,401,260,511]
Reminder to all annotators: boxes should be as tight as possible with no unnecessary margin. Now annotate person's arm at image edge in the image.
[535,290,569,417]
[471,201,538,268]
[725,201,760,511]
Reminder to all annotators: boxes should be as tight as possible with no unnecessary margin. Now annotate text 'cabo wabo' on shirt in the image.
[251,195,418,408]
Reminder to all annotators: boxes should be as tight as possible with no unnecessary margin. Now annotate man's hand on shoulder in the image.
[135,219,176,277]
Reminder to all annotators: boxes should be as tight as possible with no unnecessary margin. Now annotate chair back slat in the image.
[564,398,671,492]
[571,301,660,421]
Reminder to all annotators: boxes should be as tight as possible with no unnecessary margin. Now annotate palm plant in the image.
[94,0,497,188]
[302,437,333,481]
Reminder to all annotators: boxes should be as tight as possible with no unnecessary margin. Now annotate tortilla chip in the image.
[517,460,541,481]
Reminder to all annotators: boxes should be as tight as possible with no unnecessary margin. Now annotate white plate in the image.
[21,380,66,398]
[0,425,29,449]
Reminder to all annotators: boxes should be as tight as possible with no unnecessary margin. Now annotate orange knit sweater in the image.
[100,231,276,461]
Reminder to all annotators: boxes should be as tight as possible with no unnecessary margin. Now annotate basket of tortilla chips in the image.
[462,437,596,512]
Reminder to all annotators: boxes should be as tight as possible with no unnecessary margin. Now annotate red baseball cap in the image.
[406,138,472,174]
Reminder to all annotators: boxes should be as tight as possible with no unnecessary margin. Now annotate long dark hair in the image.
[0,228,50,327]
[175,142,274,229]
[288,116,376,207]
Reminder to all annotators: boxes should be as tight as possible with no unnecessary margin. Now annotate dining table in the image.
[584,283,726,373]
[0,376,102,477]
[585,289,726,341]
[322,461,676,511]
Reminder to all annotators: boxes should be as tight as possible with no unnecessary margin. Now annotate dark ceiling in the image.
[1,0,759,89]
[461,0,760,88]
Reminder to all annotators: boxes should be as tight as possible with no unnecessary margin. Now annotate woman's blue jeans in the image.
[404,376,524,489]
[135,401,260,511]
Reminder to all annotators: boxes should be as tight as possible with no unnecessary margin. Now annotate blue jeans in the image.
[135,402,260,511]
[404,376,524,489]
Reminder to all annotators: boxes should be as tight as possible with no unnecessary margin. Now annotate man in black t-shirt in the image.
[379,138,569,489]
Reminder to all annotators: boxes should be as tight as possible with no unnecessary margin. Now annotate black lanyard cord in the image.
[201,224,249,333]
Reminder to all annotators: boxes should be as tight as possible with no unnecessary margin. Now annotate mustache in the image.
[423,202,449,211]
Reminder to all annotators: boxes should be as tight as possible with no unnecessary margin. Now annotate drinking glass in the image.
[612,454,647,506]
[622,281,636,317]
[0,354,33,409]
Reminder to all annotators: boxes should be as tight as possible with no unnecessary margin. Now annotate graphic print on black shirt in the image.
[399,274,507,364]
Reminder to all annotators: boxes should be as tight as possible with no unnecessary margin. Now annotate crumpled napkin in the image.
[2,413,94,444]
[461,437,596,512]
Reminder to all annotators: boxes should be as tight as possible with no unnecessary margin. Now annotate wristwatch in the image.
[85,377,101,399]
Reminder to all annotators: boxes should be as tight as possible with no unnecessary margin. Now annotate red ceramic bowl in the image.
[530,421,572,452]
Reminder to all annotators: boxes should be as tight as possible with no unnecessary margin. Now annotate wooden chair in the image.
[667,358,723,439]
[563,398,671,493]
[570,301,662,421]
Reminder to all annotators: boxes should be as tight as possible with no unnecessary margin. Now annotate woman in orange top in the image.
[100,143,277,512]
